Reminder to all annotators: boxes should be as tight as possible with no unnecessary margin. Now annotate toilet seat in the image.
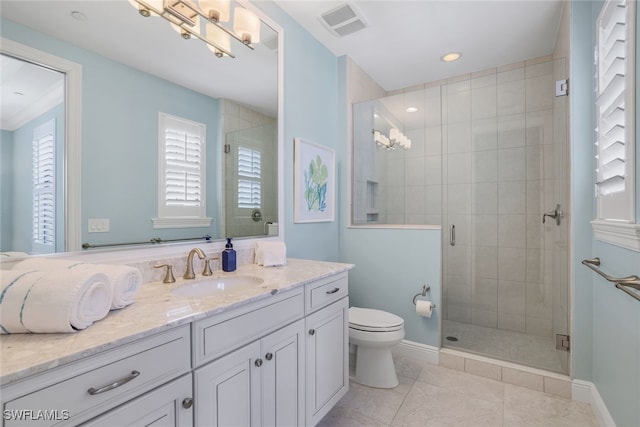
[349,307,404,332]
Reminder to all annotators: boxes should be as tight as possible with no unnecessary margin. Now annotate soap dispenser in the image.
[222,237,236,272]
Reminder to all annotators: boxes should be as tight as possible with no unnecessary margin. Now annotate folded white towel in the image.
[1,269,112,334]
[255,241,287,267]
[12,259,142,310]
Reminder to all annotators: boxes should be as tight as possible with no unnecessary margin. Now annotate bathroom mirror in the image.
[0,0,280,254]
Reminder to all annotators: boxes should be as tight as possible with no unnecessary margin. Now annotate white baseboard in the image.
[392,339,439,365]
[572,380,616,427]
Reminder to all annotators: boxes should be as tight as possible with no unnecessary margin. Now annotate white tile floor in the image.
[318,354,597,426]
[442,320,565,373]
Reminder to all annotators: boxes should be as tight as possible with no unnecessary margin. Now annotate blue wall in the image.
[1,19,223,248]
[341,227,442,346]
[256,2,341,262]
[572,2,640,426]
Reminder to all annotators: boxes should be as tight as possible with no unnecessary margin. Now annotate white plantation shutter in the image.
[32,119,56,248]
[237,146,261,209]
[165,128,202,207]
[157,113,208,223]
[595,0,636,221]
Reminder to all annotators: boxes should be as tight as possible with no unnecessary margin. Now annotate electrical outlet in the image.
[88,219,110,233]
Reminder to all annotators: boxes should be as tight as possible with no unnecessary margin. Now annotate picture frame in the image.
[294,137,335,223]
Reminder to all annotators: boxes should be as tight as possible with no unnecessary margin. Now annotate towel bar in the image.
[582,257,640,302]
[82,235,211,249]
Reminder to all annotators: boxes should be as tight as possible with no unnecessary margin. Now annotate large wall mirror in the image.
[0,0,280,255]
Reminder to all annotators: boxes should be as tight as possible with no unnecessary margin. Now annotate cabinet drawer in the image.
[3,326,190,427]
[193,288,304,367]
[305,273,348,314]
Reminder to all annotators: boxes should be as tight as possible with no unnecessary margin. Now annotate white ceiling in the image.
[275,0,565,92]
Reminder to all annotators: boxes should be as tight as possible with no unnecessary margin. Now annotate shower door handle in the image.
[543,204,563,226]
[449,224,455,246]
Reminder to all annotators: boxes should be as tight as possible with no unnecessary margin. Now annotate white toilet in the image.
[348,307,405,388]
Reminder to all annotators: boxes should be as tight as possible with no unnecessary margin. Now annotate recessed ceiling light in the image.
[71,10,88,21]
[405,107,418,113]
[373,113,379,118]
[441,52,461,62]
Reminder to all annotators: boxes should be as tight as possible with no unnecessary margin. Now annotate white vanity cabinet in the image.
[194,319,305,427]
[304,273,349,426]
[192,288,306,427]
[80,374,193,427]
[0,267,352,427]
[1,326,191,427]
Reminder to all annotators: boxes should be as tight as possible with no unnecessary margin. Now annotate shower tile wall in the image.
[443,57,557,338]
[222,100,277,237]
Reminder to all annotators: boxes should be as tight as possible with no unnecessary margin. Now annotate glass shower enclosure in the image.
[352,57,569,374]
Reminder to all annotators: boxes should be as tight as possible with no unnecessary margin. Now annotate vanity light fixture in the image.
[128,0,261,58]
[440,52,461,62]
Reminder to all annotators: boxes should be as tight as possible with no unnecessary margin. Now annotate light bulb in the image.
[199,0,230,22]
[206,23,231,57]
[233,7,260,45]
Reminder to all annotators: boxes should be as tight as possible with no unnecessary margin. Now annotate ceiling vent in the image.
[320,3,367,37]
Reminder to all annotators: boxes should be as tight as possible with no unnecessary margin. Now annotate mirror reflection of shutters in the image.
[237,146,261,209]
[165,127,202,208]
[32,119,55,247]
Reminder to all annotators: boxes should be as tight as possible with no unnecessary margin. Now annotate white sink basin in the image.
[171,275,264,298]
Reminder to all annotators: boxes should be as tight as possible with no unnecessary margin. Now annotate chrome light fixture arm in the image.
[131,0,257,59]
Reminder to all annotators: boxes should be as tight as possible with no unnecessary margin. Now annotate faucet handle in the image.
[154,264,176,284]
[202,256,219,276]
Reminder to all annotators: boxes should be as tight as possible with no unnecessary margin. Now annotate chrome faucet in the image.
[184,248,206,279]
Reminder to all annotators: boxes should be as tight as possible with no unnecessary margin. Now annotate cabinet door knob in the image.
[182,398,194,409]
[309,329,315,336]
[255,358,263,367]
[265,352,273,361]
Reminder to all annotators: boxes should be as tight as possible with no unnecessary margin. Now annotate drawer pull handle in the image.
[265,352,273,361]
[309,329,315,336]
[325,287,340,294]
[182,398,194,409]
[255,358,263,367]
[87,370,140,396]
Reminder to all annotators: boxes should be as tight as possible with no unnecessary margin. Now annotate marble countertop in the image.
[0,259,353,386]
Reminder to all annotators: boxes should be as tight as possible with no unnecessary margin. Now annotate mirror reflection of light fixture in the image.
[129,0,260,58]
[373,128,411,150]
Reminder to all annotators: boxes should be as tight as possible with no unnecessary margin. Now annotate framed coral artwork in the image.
[294,137,335,223]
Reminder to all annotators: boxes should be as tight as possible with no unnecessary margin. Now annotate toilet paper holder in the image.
[412,284,436,308]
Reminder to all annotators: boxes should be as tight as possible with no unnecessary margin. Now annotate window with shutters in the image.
[592,0,639,250]
[237,146,262,209]
[32,119,55,251]
[153,113,211,228]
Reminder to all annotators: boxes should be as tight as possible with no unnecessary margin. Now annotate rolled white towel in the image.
[12,259,141,310]
[255,241,287,267]
[0,269,112,334]
[90,264,141,309]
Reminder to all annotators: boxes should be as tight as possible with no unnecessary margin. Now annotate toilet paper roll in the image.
[415,300,434,318]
